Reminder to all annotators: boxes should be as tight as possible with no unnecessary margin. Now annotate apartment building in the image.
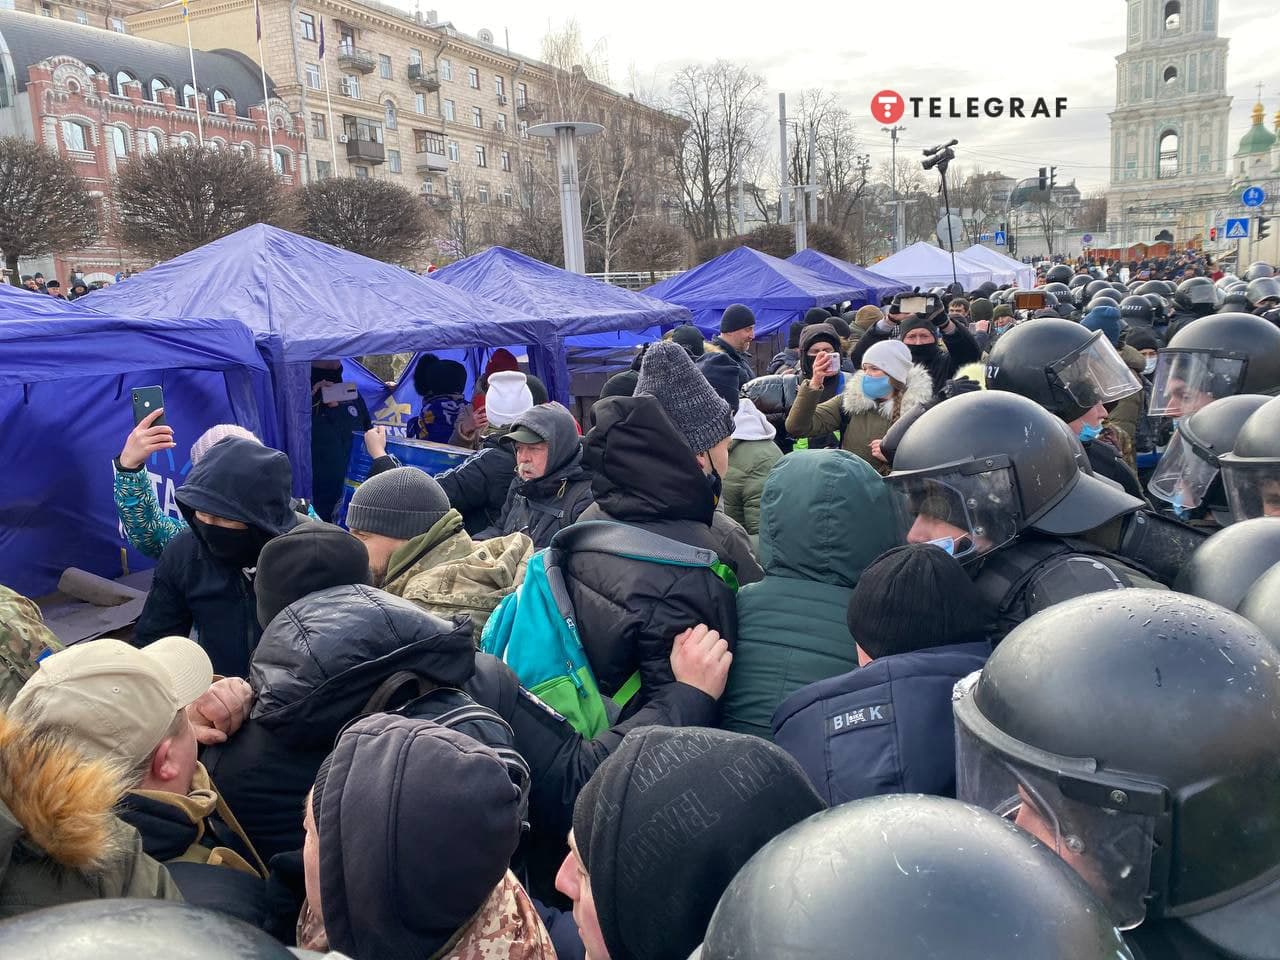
[128,0,683,246]
[4,0,145,34]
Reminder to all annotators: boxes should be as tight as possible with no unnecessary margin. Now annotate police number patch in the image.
[828,702,894,736]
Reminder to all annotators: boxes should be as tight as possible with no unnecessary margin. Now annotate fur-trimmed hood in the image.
[0,711,129,874]
[840,364,934,420]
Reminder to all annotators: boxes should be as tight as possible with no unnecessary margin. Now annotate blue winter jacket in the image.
[772,640,992,806]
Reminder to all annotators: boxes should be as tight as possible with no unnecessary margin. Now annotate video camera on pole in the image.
[922,140,961,288]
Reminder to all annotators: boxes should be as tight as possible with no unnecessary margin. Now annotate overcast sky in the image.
[391,0,1279,193]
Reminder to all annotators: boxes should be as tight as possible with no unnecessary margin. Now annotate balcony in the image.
[417,151,448,173]
[407,63,440,92]
[516,99,546,120]
[345,136,385,163]
[336,44,376,73]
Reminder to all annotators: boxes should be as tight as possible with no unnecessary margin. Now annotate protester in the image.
[309,360,373,523]
[786,338,932,474]
[557,726,825,960]
[9,636,270,925]
[44,279,67,299]
[721,450,900,739]
[300,714,553,959]
[342,469,531,634]
[132,437,303,677]
[767,320,806,374]
[853,294,982,395]
[720,396,780,542]
[773,543,992,803]
[486,402,594,548]
[697,303,756,389]
[0,585,63,707]
[406,354,471,445]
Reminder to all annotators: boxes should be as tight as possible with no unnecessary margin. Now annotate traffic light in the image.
[1260,216,1272,242]
[1038,167,1048,192]
[1049,166,1057,190]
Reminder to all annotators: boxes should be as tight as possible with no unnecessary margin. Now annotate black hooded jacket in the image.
[851,317,982,396]
[133,439,302,677]
[435,431,517,535]
[489,404,593,549]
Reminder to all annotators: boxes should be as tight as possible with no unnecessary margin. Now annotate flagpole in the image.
[321,18,338,173]
[182,1,204,145]
[254,0,275,162]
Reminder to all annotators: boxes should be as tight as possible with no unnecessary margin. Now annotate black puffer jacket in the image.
[435,432,516,535]
[133,439,302,677]
[489,403,594,549]
[852,318,983,397]
[571,395,739,702]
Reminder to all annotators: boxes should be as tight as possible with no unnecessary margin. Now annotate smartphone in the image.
[321,381,359,403]
[1014,290,1047,311]
[131,385,165,426]
[898,295,928,315]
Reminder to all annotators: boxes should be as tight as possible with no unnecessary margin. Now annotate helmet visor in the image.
[954,675,1161,930]
[885,461,1020,562]
[1147,430,1220,510]
[1149,349,1247,418]
[1220,459,1280,522]
[1047,331,1142,410]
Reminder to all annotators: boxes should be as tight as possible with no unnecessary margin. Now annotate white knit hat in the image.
[861,340,913,384]
[190,423,259,464]
[485,371,535,427]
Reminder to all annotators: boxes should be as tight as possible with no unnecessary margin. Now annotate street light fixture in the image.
[527,120,604,274]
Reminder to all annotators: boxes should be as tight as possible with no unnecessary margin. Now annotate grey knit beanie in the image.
[345,466,451,539]
[635,340,734,455]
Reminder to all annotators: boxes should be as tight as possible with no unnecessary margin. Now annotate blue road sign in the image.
[980,233,992,242]
[1224,217,1250,239]
[994,230,1007,246]
[1082,233,1094,244]
[1243,186,1266,208]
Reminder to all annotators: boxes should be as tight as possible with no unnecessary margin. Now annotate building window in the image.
[40,2,51,14]
[354,165,369,179]
[109,125,129,158]
[417,131,445,154]
[181,82,198,108]
[516,82,527,107]
[74,9,87,23]
[179,133,196,147]
[212,88,229,110]
[311,112,326,138]
[522,158,532,180]
[343,116,383,144]
[388,148,401,173]
[113,70,135,95]
[501,186,512,208]
[472,106,483,128]
[475,144,486,167]
[340,73,360,99]
[316,159,332,179]
[273,150,288,174]
[384,99,397,129]
[305,63,321,90]
[409,47,422,66]
[378,54,392,79]
[494,76,504,98]
[1163,65,1178,84]
[518,119,528,139]
[443,99,455,122]
[477,182,489,204]
[422,178,434,195]
[1164,0,1181,30]
[61,119,88,152]
[146,130,162,154]
[447,139,459,162]
[415,92,426,114]
[439,58,452,81]
[496,113,506,132]
[500,150,510,171]
[299,11,316,40]
[109,16,125,32]
[1158,130,1179,179]
[450,177,462,201]
[467,67,479,89]
[149,77,168,100]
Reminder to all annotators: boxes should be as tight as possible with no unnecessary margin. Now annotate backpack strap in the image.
[361,671,437,715]
[549,520,720,569]
[612,671,642,710]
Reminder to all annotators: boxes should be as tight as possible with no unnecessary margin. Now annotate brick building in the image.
[0,9,303,282]
[128,0,684,257]
[4,0,145,35]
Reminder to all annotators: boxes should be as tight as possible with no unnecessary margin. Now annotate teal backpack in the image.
[480,520,737,738]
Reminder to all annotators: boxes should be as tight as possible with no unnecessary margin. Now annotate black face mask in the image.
[707,468,723,504]
[193,518,268,569]
[909,342,940,363]
[311,367,338,387]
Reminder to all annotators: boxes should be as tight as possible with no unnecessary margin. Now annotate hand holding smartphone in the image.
[131,386,166,427]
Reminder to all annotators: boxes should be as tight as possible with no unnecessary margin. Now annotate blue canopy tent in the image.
[84,225,551,496]
[642,246,864,338]
[786,249,911,306]
[0,283,91,317]
[0,297,270,598]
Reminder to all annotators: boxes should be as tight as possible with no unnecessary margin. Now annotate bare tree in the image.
[1029,199,1065,256]
[0,138,98,284]
[296,177,436,264]
[114,146,290,262]
[949,167,1003,245]
[618,219,689,273]
[500,172,564,266]
[435,167,489,260]
[1077,191,1108,232]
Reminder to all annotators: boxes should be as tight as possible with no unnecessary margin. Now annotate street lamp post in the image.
[528,121,604,274]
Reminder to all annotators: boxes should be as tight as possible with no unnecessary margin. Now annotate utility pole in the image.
[778,93,789,225]
[883,123,906,251]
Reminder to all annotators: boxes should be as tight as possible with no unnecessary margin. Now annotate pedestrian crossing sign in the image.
[1224,218,1249,239]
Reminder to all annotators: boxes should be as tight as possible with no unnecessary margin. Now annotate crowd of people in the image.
[1,248,1280,958]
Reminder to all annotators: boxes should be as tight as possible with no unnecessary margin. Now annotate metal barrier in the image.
[586,270,683,291]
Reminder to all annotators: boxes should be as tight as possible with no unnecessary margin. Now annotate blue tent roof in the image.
[642,246,865,337]
[786,249,911,305]
[83,224,551,359]
[0,282,89,319]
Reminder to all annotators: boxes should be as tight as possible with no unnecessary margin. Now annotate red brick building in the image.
[0,10,304,283]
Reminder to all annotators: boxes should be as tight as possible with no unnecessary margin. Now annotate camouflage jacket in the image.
[0,586,63,708]
[383,510,532,641]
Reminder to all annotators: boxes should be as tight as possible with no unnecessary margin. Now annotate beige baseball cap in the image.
[9,636,213,767]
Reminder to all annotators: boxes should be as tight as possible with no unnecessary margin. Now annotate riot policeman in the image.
[1220,397,1280,522]
[1149,313,1280,420]
[1174,517,1280,611]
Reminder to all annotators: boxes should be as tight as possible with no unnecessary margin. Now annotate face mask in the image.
[706,469,723,505]
[1077,422,1103,443]
[861,374,892,399]
[908,342,939,363]
[194,519,265,569]
[927,537,955,555]
[1143,357,1157,375]
[1170,491,1190,521]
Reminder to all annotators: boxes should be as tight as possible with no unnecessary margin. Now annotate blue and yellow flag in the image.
[180,0,189,16]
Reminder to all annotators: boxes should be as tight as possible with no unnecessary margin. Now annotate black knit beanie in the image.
[786,320,807,349]
[720,303,755,334]
[525,373,549,405]
[827,313,853,339]
[254,521,373,628]
[667,324,706,358]
[970,298,994,324]
[847,544,991,660]
[898,314,938,341]
[572,726,825,960]
[803,306,831,328]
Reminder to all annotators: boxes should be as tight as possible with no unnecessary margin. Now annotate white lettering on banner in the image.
[148,469,183,520]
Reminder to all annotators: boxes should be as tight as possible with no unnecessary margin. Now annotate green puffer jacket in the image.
[722,398,782,542]
[720,450,902,739]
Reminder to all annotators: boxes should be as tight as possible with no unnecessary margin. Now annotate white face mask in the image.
[1143,357,1157,376]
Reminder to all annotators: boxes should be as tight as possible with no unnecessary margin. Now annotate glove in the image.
[941,376,981,400]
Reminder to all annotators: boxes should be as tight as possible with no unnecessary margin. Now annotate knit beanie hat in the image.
[719,303,755,334]
[854,305,884,330]
[483,371,535,427]
[993,303,1014,320]
[969,298,994,324]
[898,314,938,341]
[414,355,467,397]
[1082,304,1122,346]
[787,320,807,349]
[572,727,825,960]
[826,313,853,339]
[346,466,451,539]
[666,324,706,358]
[635,340,734,454]
[847,544,991,660]
[190,424,259,465]
[698,355,742,416]
[1124,325,1163,352]
[254,521,372,628]
[803,306,831,327]
[861,340,913,383]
